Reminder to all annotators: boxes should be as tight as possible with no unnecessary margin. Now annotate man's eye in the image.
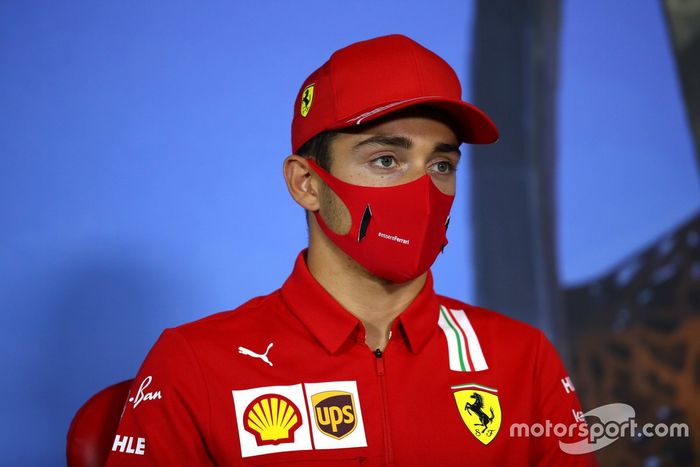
[372,155,397,168]
[432,161,455,174]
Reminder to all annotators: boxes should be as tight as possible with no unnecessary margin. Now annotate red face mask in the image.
[307,159,455,283]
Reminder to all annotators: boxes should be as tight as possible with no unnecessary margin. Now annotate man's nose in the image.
[404,163,429,182]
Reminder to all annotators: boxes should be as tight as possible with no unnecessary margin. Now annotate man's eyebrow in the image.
[353,136,462,157]
[352,135,413,151]
[435,142,461,156]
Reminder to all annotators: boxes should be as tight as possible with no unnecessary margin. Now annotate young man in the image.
[107,35,592,466]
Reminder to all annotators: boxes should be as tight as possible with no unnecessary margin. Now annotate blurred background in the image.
[1,0,698,465]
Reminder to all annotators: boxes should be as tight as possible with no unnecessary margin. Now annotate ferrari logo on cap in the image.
[452,383,501,445]
[300,84,314,117]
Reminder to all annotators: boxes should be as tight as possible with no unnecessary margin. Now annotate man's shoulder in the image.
[435,294,544,344]
[166,289,286,343]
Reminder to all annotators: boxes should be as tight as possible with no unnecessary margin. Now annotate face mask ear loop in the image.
[306,159,356,244]
[305,158,336,190]
[307,159,376,244]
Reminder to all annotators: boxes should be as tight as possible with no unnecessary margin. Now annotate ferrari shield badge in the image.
[300,84,314,117]
[452,383,501,445]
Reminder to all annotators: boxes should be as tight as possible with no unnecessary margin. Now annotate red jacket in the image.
[107,251,594,466]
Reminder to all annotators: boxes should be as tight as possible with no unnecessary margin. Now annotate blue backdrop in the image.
[1,1,698,464]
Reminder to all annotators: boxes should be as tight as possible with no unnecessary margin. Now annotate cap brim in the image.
[332,96,499,144]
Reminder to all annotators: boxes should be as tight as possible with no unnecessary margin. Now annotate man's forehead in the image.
[336,106,461,147]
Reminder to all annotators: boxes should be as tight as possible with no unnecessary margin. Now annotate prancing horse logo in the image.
[465,392,495,430]
[300,84,314,117]
[452,383,502,445]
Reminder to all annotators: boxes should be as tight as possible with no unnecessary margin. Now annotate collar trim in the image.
[279,250,439,355]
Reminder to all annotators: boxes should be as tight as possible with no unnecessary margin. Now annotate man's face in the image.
[316,108,461,235]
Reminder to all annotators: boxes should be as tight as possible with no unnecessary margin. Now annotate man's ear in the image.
[282,155,321,211]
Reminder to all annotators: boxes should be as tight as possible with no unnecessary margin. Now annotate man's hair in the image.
[296,130,339,171]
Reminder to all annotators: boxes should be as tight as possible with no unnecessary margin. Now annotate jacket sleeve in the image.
[106,328,214,466]
[530,331,598,466]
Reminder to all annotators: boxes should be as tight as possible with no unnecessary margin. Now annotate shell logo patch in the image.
[300,84,314,117]
[232,384,312,458]
[243,394,302,446]
[311,391,357,440]
[452,383,502,445]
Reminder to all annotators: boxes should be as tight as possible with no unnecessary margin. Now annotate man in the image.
[107,34,593,466]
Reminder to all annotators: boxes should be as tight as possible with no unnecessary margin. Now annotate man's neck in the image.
[306,236,427,352]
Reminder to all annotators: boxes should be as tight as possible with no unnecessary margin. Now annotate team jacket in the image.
[107,251,595,466]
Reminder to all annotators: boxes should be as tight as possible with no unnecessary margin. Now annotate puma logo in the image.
[238,342,274,367]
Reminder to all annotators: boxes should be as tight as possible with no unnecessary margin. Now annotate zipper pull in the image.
[374,348,385,375]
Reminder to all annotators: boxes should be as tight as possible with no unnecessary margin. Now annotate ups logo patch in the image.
[311,390,357,439]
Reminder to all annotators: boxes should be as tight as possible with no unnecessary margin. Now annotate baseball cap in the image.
[291,34,498,153]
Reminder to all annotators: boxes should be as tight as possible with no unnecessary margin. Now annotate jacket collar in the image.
[279,250,439,355]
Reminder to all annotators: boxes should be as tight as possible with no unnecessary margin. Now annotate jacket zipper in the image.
[374,349,393,466]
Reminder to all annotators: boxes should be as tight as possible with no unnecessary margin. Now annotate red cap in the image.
[291,34,498,153]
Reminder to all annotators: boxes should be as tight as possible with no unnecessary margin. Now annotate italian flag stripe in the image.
[438,305,470,372]
[451,308,489,371]
[438,305,489,372]
[451,382,498,393]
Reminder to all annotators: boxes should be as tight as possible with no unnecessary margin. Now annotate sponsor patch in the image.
[233,384,312,458]
[561,376,576,394]
[311,391,356,439]
[452,383,501,445]
[238,342,274,366]
[244,394,302,446]
[112,435,146,455]
[128,375,162,409]
[305,381,367,450]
